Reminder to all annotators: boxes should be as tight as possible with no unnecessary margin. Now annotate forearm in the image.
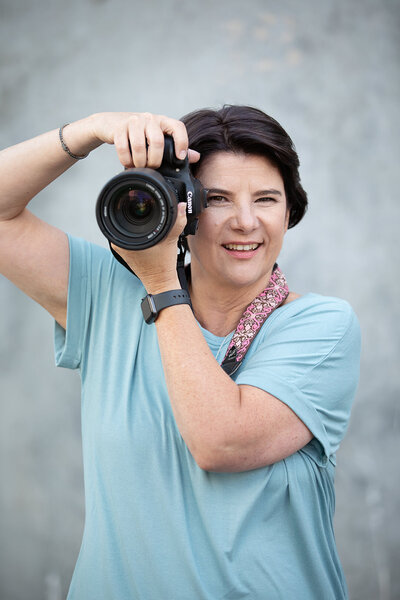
[119,202,243,470]
[153,301,241,470]
[0,115,102,221]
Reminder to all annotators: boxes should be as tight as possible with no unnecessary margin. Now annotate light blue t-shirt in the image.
[55,235,361,600]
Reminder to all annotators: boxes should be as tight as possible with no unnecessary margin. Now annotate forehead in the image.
[196,151,284,189]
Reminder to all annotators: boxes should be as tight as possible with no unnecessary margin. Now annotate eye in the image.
[255,196,278,204]
[207,195,229,206]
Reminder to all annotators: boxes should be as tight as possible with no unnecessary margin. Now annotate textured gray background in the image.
[0,0,399,599]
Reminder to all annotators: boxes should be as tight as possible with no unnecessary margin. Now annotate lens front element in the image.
[122,190,154,221]
[96,170,177,250]
[111,187,160,235]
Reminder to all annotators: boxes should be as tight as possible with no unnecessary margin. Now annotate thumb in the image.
[188,149,201,164]
[177,201,188,231]
[169,201,187,239]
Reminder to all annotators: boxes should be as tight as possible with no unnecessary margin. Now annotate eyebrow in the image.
[206,187,282,196]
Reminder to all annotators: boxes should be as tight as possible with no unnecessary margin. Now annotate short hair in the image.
[181,105,308,229]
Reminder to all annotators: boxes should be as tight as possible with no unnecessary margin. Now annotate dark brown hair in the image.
[181,105,307,228]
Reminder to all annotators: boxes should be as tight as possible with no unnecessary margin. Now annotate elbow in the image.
[188,439,228,472]
[190,440,248,473]
[190,434,277,473]
[194,456,229,473]
[193,452,221,473]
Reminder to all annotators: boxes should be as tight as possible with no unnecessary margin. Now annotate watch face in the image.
[141,295,157,324]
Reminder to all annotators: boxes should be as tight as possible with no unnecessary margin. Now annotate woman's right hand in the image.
[89,111,200,169]
[0,110,200,330]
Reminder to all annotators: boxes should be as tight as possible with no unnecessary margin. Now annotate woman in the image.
[0,107,361,599]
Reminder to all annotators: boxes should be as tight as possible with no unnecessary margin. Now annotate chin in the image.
[220,271,266,290]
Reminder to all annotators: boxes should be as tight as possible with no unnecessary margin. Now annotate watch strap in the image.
[141,289,191,323]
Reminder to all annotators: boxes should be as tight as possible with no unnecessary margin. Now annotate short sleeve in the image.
[54,235,93,369]
[54,234,145,372]
[54,234,122,369]
[235,295,361,461]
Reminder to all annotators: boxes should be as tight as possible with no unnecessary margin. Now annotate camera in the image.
[96,135,207,250]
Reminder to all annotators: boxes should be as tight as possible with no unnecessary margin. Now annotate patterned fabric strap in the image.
[221,265,289,376]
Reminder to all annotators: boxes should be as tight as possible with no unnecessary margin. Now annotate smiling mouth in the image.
[223,243,261,251]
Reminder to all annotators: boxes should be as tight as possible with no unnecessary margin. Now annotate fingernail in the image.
[179,150,187,159]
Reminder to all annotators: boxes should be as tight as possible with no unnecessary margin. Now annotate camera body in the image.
[96,136,207,250]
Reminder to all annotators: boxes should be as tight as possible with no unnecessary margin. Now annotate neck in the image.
[189,273,272,337]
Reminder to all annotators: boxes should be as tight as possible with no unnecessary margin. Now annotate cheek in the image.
[262,210,288,236]
[272,205,290,234]
[188,214,222,260]
[195,211,222,241]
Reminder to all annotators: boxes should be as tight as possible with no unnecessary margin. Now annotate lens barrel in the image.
[96,169,178,250]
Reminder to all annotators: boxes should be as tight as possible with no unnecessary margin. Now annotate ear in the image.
[284,207,290,232]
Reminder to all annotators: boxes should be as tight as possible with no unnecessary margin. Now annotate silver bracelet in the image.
[59,124,89,160]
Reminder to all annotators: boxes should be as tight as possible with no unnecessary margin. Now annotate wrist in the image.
[144,274,181,295]
[141,288,191,324]
[60,116,104,158]
[88,112,108,144]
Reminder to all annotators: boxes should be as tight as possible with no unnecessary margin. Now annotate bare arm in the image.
[0,117,103,327]
[155,301,313,472]
[0,112,193,328]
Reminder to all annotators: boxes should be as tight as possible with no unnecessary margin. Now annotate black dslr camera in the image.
[96,136,207,250]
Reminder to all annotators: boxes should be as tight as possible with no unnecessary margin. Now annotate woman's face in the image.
[188,151,289,295]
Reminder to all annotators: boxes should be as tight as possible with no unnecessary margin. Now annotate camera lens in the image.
[117,188,156,226]
[109,185,162,236]
[96,170,177,250]
[123,190,154,221]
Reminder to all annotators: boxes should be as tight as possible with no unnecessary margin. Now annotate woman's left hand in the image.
[111,201,188,294]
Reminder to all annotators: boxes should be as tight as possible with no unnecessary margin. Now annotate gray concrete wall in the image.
[0,0,399,598]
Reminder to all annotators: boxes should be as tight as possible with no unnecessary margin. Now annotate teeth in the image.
[224,243,259,251]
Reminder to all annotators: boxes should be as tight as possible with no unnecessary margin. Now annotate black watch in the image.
[141,289,191,324]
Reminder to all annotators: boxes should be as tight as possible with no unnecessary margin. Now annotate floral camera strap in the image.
[220,265,289,377]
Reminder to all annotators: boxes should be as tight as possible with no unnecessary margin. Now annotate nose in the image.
[231,201,259,232]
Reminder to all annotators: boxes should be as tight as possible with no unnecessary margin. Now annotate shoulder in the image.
[260,292,361,358]
[66,234,146,317]
[279,292,359,331]
[68,234,112,270]
[68,234,143,288]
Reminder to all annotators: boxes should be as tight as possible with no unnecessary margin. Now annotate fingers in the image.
[110,112,201,171]
[113,113,193,169]
[188,149,201,164]
[127,116,148,168]
[158,116,189,161]
[113,128,134,168]
[145,119,166,168]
